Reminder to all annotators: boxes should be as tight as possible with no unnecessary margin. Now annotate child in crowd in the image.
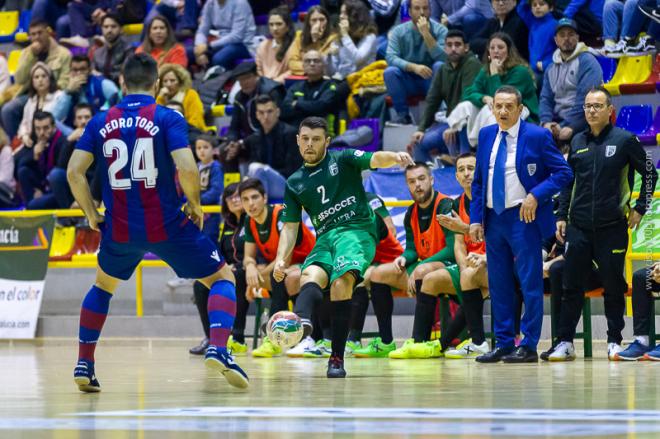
[517,0,557,82]
[196,133,224,245]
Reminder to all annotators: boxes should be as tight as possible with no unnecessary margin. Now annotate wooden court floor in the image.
[1,338,660,439]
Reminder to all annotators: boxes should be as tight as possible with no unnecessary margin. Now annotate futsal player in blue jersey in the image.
[67,54,249,392]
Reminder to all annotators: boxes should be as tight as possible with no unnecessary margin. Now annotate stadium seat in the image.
[123,24,144,36]
[255,14,268,26]
[295,0,320,12]
[620,54,660,94]
[0,11,19,43]
[7,49,20,76]
[48,226,76,259]
[603,55,653,96]
[595,56,617,83]
[615,105,653,135]
[13,9,30,43]
[211,105,233,117]
[348,118,381,152]
[638,107,660,145]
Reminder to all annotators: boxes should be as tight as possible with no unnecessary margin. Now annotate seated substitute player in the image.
[307,192,404,358]
[346,192,404,353]
[354,162,456,359]
[434,152,490,359]
[67,54,249,392]
[238,177,316,358]
[273,116,414,378]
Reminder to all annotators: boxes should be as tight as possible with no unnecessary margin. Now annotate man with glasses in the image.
[281,50,342,136]
[540,19,602,147]
[550,86,658,361]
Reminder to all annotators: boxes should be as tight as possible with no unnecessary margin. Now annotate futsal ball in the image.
[266,311,303,349]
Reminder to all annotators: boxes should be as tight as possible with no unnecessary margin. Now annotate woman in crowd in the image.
[288,5,338,75]
[327,0,379,79]
[256,6,296,83]
[447,32,538,147]
[156,63,209,133]
[189,183,250,356]
[18,63,67,147]
[136,15,188,68]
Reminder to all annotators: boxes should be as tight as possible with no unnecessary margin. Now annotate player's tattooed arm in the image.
[67,150,104,231]
[369,151,415,169]
[273,222,299,282]
[172,148,204,229]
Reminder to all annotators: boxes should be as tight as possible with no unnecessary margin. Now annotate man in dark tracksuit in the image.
[549,86,658,361]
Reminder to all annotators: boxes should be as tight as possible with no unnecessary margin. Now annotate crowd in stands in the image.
[0,0,657,360]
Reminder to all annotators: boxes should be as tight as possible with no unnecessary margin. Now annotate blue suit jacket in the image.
[470,120,573,238]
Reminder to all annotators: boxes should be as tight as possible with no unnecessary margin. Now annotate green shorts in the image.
[301,226,377,284]
[444,264,463,303]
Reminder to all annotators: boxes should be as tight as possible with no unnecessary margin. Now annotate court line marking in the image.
[71,407,660,422]
[2,418,660,436]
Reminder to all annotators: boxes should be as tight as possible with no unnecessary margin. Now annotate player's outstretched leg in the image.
[293,281,325,337]
[74,284,113,393]
[204,278,249,389]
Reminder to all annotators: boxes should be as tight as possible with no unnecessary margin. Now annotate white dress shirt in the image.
[487,118,527,209]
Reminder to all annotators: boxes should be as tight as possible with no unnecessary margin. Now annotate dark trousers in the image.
[558,221,629,344]
[632,267,660,336]
[485,207,544,350]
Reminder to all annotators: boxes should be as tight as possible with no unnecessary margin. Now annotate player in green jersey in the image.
[273,117,413,378]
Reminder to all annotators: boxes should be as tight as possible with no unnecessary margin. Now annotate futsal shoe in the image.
[286,335,316,357]
[388,339,417,359]
[608,343,624,361]
[205,345,249,389]
[189,337,209,355]
[74,360,101,393]
[615,340,650,361]
[252,336,282,358]
[540,343,558,361]
[303,339,332,358]
[475,346,514,363]
[502,346,538,363]
[345,340,362,357]
[643,344,660,361]
[327,355,347,378]
[227,336,248,356]
[353,337,396,358]
[411,340,443,358]
[445,339,490,359]
[547,341,576,362]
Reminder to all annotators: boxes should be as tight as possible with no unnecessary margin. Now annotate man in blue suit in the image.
[469,85,573,363]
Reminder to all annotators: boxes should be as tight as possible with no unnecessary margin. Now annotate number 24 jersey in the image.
[76,94,190,244]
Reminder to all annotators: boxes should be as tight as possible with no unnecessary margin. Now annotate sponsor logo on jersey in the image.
[329,163,339,176]
[605,145,617,157]
[354,150,365,157]
[369,198,382,211]
[317,196,357,222]
[211,250,221,262]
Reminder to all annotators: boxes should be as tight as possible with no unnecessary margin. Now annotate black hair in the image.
[122,53,158,91]
[299,116,327,134]
[255,94,277,106]
[74,103,93,115]
[195,133,219,149]
[455,152,476,165]
[101,13,122,27]
[221,182,242,226]
[446,29,467,43]
[71,54,91,66]
[268,6,296,62]
[238,178,266,197]
[33,110,55,125]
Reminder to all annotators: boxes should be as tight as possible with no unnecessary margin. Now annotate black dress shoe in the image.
[189,338,209,355]
[502,346,539,363]
[475,347,514,363]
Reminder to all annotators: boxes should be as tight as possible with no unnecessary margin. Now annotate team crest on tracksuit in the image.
[605,145,617,157]
[527,163,537,176]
